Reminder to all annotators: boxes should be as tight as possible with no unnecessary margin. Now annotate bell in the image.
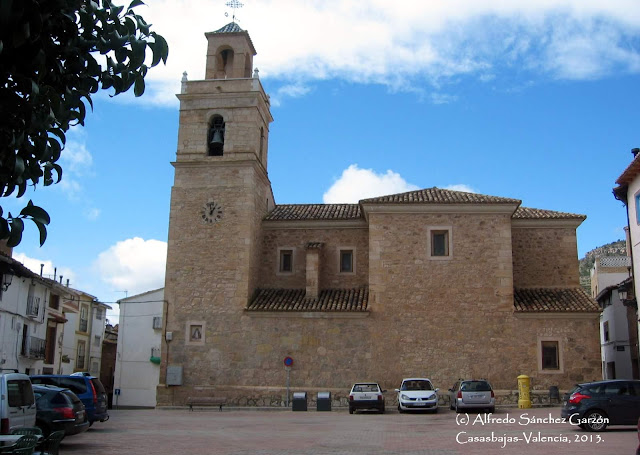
[210,129,224,145]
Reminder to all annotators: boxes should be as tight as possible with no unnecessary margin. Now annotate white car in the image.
[348,382,386,414]
[395,378,439,413]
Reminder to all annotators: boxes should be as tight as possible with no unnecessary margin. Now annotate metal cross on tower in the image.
[225,0,244,23]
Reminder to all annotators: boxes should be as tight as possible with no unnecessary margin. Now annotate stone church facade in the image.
[157,23,600,406]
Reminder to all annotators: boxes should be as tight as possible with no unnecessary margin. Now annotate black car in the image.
[561,379,640,431]
[33,384,90,437]
[31,373,109,425]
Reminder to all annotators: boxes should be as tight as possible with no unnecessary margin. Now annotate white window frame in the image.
[338,247,356,275]
[427,226,453,260]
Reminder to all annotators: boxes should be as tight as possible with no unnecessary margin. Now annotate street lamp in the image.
[617,283,628,301]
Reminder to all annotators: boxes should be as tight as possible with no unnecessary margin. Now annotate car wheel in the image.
[433,407,438,414]
[379,406,385,414]
[449,400,454,411]
[455,402,461,413]
[584,410,608,431]
[397,404,403,413]
[349,407,354,415]
[488,407,495,414]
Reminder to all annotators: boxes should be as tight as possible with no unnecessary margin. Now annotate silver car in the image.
[449,379,495,413]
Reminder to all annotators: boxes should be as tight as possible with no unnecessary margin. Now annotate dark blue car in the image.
[30,373,109,425]
[561,379,640,431]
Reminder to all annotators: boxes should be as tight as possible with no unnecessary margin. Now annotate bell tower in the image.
[158,23,274,404]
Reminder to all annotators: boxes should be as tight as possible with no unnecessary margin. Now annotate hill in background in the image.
[579,239,627,292]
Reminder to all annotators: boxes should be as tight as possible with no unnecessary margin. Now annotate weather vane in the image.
[225,0,244,23]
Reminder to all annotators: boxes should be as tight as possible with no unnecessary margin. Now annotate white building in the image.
[596,281,635,379]
[0,253,78,375]
[113,288,164,408]
[613,148,640,379]
[60,291,111,376]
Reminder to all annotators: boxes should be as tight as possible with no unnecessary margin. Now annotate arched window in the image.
[208,115,225,156]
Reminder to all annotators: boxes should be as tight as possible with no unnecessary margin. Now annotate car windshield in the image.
[353,384,379,393]
[401,380,433,391]
[461,381,491,392]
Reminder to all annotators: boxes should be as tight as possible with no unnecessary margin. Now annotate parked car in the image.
[395,378,439,413]
[32,384,89,437]
[561,379,640,431]
[348,382,386,414]
[30,373,109,425]
[449,379,495,413]
[0,370,36,434]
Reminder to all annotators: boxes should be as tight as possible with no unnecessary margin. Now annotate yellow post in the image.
[517,375,531,409]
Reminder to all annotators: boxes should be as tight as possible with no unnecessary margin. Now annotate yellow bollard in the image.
[517,375,531,409]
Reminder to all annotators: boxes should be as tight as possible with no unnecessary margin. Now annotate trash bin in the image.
[292,392,307,411]
[317,392,331,411]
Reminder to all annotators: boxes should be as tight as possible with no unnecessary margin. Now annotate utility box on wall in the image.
[166,365,183,386]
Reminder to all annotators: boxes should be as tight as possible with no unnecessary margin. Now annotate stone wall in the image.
[512,226,581,288]
[258,227,369,290]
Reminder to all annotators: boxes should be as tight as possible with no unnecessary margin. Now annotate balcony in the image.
[21,336,46,359]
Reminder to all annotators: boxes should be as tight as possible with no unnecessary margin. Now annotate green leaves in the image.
[0,201,50,247]
[0,0,168,247]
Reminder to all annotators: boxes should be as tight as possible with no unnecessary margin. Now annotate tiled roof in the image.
[616,152,640,184]
[360,187,520,205]
[247,287,369,312]
[513,207,586,220]
[514,288,599,312]
[265,204,362,221]
[213,22,244,33]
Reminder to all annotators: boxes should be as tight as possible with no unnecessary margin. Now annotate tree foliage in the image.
[0,0,168,247]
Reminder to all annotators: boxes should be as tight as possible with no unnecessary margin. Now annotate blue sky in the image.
[5,0,640,320]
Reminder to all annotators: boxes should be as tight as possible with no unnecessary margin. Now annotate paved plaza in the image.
[60,406,638,455]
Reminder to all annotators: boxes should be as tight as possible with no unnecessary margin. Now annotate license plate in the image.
[414,402,426,406]
[361,395,371,399]
[470,394,483,399]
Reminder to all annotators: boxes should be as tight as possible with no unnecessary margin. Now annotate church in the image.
[157,22,600,406]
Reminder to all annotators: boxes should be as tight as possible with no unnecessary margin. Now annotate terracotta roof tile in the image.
[265,204,362,221]
[359,187,520,205]
[247,287,369,312]
[514,288,599,313]
[513,207,586,220]
[616,152,640,185]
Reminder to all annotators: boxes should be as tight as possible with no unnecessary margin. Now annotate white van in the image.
[0,371,36,434]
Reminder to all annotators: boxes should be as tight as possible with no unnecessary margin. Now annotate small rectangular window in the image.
[340,250,353,273]
[279,249,293,273]
[636,193,640,224]
[153,316,163,329]
[431,230,449,256]
[541,341,559,370]
[603,321,610,342]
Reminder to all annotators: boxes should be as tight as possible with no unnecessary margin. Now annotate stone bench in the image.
[186,396,227,411]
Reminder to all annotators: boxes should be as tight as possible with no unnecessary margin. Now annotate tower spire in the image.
[225,0,244,24]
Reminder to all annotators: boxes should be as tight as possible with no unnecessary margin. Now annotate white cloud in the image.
[12,253,76,285]
[270,84,312,107]
[443,184,478,193]
[128,0,640,105]
[85,208,101,221]
[323,164,420,203]
[94,238,167,296]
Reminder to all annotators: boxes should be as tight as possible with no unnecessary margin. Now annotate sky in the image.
[5,0,640,322]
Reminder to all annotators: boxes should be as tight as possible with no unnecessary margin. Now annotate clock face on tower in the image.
[201,201,223,224]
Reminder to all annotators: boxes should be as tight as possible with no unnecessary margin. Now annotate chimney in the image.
[40,264,44,276]
[305,242,324,299]
[66,279,69,287]
[53,267,57,281]
[632,148,640,157]
[59,275,63,284]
